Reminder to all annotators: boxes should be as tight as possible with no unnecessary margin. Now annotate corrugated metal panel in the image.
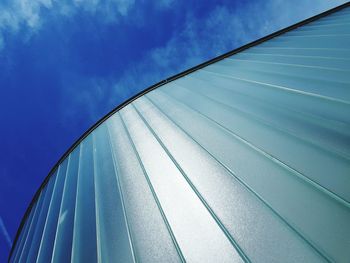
[10,4,350,263]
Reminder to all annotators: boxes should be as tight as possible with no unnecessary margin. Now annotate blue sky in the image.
[0,0,346,259]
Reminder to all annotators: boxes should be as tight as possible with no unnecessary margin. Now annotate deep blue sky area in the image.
[0,0,346,260]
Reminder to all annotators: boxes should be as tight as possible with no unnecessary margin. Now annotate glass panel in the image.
[216,57,350,85]
[134,97,326,262]
[36,159,68,262]
[119,105,243,262]
[71,135,97,262]
[234,52,349,70]
[108,114,182,263]
[92,124,134,262]
[9,5,350,262]
[259,34,350,49]
[189,69,350,129]
[51,147,80,263]
[247,46,350,59]
[10,201,37,262]
[162,77,350,201]
[204,62,350,105]
[21,174,56,262]
[147,89,350,262]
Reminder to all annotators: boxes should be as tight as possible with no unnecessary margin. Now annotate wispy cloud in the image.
[0,0,137,50]
[155,0,175,9]
[48,0,348,125]
[0,0,53,42]
[2,1,347,261]
[108,0,347,108]
[0,216,12,249]
[68,0,136,21]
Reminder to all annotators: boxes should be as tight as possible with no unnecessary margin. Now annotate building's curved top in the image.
[10,2,350,262]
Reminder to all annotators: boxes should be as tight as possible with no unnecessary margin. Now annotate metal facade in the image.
[10,4,350,262]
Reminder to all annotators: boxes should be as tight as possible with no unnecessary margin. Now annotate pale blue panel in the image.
[329,7,350,15]
[247,46,350,59]
[10,5,350,263]
[51,147,80,263]
[22,174,56,262]
[309,14,350,24]
[133,97,324,262]
[36,159,68,262]
[108,114,183,263]
[71,135,98,262]
[185,72,350,144]
[219,57,350,85]
[92,124,134,262]
[169,76,350,200]
[111,9,350,261]
[194,68,350,128]
[10,201,37,262]
[232,52,350,70]
[119,106,243,262]
[206,62,350,102]
[288,25,350,36]
[148,78,350,261]
[320,10,350,22]
[260,35,350,49]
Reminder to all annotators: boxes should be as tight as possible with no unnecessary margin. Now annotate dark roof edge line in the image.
[9,1,350,260]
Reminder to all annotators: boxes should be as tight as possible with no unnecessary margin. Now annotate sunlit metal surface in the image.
[10,4,350,263]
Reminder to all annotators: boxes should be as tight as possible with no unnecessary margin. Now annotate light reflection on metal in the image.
[9,3,350,262]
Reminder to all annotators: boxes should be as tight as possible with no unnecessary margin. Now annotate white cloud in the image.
[1,0,347,121]
[0,1,51,51]
[71,0,135,20]
[0,0,53,33]
[156,0,175,9]
[0,0,346,52]
[0,0,136,50]
[108,0,348,109]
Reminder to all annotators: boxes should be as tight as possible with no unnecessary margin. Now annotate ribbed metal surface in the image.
[10,5,350,263]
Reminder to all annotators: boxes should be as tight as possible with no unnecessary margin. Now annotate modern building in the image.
[9,3,350,262]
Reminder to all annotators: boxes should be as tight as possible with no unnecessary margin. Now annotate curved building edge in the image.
[9,1,350,260]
